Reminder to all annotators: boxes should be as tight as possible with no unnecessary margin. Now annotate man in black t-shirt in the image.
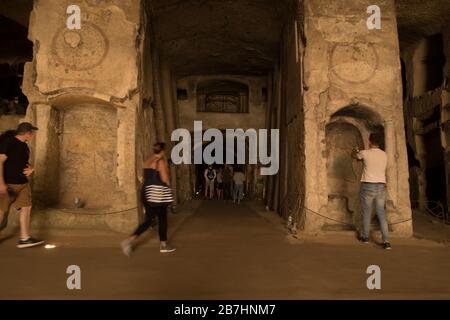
[0,122,44,248]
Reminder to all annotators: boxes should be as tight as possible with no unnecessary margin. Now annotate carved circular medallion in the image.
[52,23,109,71]
[330,43,378,83]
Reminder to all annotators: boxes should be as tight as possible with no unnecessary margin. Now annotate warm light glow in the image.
[45,244,56,249]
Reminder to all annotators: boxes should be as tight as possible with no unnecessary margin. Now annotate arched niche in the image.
[324,105,384,230]
[40,94,119,210]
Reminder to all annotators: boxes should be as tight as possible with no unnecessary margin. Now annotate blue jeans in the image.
[233,184,244,202]
[360,183,389,242]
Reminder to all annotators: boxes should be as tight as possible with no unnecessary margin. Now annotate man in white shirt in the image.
[233,168,246,204]
[352,133,391,250]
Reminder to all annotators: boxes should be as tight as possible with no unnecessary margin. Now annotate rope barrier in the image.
[302,205,412,226]
[54,207,139,216]
[282,192,414,228]
[47,195,432,227]
[64,197,196,216]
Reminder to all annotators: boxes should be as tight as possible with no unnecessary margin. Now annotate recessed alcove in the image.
[324,105,384,230]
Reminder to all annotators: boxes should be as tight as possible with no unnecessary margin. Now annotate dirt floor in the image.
[0,200,449,300]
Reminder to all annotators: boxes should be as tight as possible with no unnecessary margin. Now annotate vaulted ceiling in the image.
[151,0,449,76]
[396,0,449,51]
[150,0,291,76]
[0,0,448,74]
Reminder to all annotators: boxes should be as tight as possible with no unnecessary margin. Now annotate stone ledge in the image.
[4,207,138,233]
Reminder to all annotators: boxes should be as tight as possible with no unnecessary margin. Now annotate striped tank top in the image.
[143,161,173,206]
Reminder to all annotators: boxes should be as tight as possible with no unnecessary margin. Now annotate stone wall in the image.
[20,0,145,232]
[267,0,306,232]
[0,115,23,133]
[300,0,412,235]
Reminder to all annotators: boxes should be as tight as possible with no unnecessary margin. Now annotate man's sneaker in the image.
[160,244,176,253]
[17,237,44,249]
[382,242,392,250]
[121,239,133,257]
[358,236,369,244]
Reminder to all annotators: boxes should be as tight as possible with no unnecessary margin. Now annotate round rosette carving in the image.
[330,42,379,83]
[52,23,109,71]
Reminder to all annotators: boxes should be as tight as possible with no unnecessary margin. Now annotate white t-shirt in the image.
[357,148,387,183]
[233,172,245,185]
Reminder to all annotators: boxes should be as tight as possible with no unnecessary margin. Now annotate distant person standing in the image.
[0,123,44,249]
[223,164,233,200]
[121,142,176,256]
[352,133,391,250]
[216,168,224,200]
[233,168,245,204]
[204,165,216,199]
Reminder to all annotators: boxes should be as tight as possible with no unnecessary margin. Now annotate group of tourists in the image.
[203,164,246,204]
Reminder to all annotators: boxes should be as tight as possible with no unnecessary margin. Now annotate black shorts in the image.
[217,182,223,190]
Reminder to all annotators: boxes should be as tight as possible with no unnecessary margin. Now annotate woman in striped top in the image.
[121,143,176,255]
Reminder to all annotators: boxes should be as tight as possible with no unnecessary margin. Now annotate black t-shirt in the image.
[0,135,30,184]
